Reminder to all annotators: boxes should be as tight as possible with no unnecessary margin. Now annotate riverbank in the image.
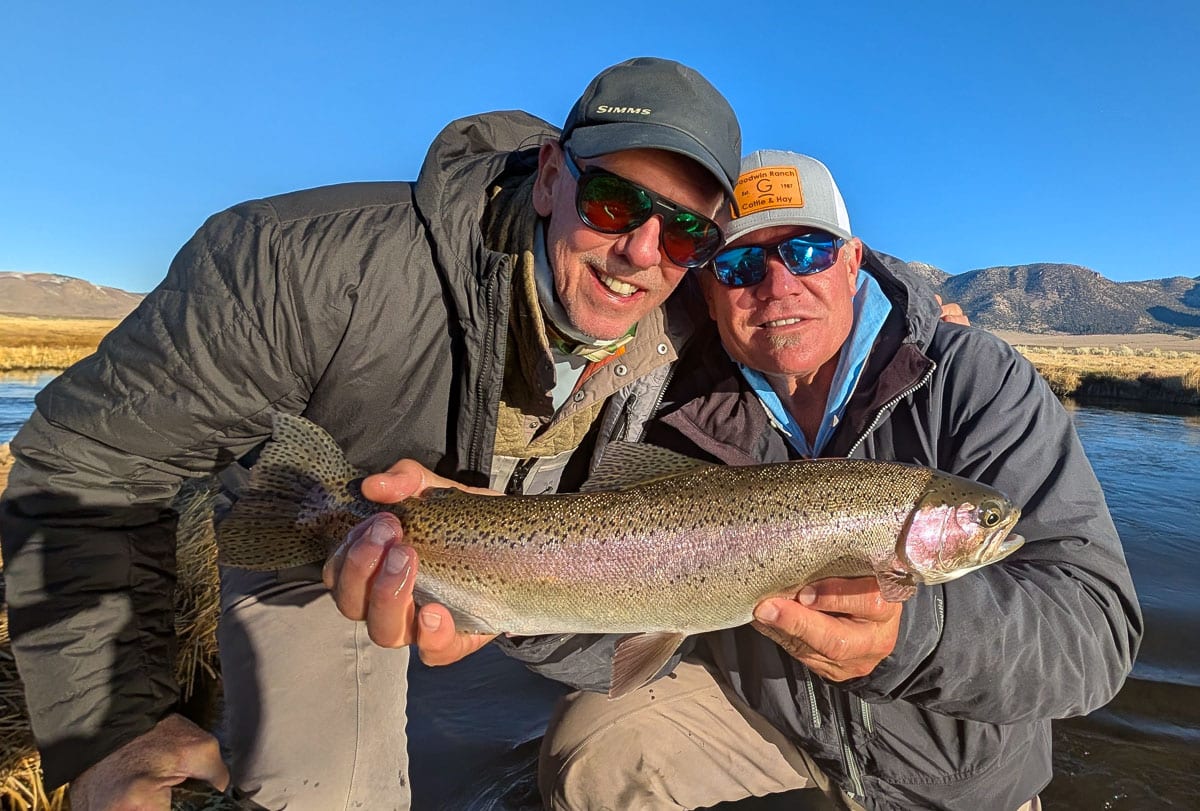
[3,319,1200,407]
[0,314,119,372]
[997,332,1200,406]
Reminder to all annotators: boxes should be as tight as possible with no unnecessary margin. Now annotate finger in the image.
[330,513,402,621]
[321,512,377,589]
[799,578,896,621]
[361,459,433,504]
[362,459,501,503]
[415,603,497,665]
[364,544,419,647]
[754,598,858,663]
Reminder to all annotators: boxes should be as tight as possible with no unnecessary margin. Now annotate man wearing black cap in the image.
[0,57,740,809]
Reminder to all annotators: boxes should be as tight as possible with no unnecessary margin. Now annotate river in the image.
[1,377,1197,808]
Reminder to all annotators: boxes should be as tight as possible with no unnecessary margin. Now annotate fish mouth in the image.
[981,529,1024,564]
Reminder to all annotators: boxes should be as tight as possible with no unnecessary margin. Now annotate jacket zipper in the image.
[802,667,822,730]
[845,361,937,457]
[619,360,678,443]
[831,360,936,801]
[833,694,866,800]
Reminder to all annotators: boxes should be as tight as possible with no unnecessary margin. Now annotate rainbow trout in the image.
[218,414,1024,697]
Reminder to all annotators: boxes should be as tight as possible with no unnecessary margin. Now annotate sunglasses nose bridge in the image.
[754,251,809,295]
[614,211,667,268]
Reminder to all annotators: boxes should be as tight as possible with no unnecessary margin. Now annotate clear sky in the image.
[2,1,1196,292]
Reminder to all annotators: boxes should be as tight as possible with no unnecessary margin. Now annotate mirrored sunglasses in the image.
[561,148,723,269]
[710,233,846,288]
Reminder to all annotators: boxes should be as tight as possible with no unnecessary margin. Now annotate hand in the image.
[936,294,970,326]
[68,713,227,811]
[321,459,498,665]
[752,577,902,681]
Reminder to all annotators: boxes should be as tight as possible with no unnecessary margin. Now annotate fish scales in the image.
[217,413,1024,698]
[219,414,1022,639]
[396,461,937,635]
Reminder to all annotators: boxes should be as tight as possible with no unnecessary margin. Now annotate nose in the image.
[753,253,805,299]
[614,215,664,269]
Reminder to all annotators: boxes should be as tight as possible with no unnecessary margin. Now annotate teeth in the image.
[763,318,802,327]
[599,274,638,297]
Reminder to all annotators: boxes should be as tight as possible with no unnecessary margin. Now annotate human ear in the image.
[533,142,563,217]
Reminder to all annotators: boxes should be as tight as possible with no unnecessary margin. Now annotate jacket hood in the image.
[860,246,945,351]
[413,110,559,294]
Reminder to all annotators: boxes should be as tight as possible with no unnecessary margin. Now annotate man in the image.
[0,57,740,809]
[533,151,1142,809]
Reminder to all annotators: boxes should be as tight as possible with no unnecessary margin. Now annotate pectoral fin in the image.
[609,631,687,699]
[877,570,918,603]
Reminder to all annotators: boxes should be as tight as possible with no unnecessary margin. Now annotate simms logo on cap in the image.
[733,166,805,216]
[594,105,652,115]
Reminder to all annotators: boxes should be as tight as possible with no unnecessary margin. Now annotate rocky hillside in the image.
[908,262,1200,335]
[0,272,143,319]
[3,264,1199,336]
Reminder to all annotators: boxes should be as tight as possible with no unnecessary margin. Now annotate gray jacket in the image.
[513,249,1143,810]
[0,110,671,787]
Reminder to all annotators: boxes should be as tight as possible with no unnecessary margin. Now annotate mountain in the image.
[0,272,144,319]
[3,264,1199,335]
[907,262,1200,335]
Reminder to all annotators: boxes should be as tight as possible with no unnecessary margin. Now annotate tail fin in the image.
[217,413,375,570]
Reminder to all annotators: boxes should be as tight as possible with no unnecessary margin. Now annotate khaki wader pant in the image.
[218,565,412,810]
[539,658,1043,811]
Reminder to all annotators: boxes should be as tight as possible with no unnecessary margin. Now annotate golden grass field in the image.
[992,331,1200,403]
[0,315,120,372]
[2,318,1199,400]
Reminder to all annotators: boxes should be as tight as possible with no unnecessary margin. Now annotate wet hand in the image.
[68,713,227,811]
[321,459,498,665]
[752,577,902,681]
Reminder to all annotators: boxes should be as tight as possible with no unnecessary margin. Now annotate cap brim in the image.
[567,123,735,197]
[723,210,853,245]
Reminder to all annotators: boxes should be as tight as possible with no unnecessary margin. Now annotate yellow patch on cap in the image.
[733,166,804,217]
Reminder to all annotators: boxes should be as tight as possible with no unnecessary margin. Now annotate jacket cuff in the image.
[842,582,945,700]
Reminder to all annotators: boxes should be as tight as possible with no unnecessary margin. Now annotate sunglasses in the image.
[561,148,723,269]
[710,233,847,288]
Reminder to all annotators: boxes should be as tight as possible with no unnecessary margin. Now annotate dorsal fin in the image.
[581,441,717,493]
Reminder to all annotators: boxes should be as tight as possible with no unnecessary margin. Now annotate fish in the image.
[217,414,1024,698]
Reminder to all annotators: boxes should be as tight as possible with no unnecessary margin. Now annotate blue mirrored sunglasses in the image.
[710,233,846,288]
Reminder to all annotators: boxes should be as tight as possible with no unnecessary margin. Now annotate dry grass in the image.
[0,316,119,372]
[1009,343,1200,403]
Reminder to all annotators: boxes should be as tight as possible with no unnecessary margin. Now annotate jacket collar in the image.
[657,246,939,463]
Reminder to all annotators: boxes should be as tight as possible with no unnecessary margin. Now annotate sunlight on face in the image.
[533,144,725,341]
[702,227,861,384]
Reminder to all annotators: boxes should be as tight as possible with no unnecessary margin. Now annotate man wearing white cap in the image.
[536,151,1141,810]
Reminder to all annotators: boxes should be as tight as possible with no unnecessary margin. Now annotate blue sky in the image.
[2,1,1196,292]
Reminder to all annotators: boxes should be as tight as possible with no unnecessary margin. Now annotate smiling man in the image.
[0,57,740,810]
[535,150,1142,810]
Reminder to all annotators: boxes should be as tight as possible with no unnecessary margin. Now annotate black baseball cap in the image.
[561,57,741,197]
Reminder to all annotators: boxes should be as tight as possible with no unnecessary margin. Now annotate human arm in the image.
[835,328,1142,722]
[0,200,353,785]
[66,714,227,811]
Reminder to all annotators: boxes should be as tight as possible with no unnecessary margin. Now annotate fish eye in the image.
[980,501,1003,528]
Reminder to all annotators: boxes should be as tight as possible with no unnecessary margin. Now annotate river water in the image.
[1,378,1197,808]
